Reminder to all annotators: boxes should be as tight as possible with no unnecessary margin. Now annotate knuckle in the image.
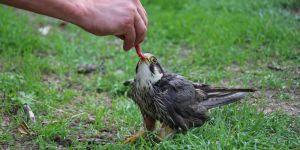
[140,29,146,39]
[140,25,147,35]
[127,4,136,14]
[137,31,146,43]
[122,17,133,29]
[122,5,136,29]
[143,25,147,32]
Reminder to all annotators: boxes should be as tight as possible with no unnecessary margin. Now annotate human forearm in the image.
[0,0,148,51]
[0,0,84,26]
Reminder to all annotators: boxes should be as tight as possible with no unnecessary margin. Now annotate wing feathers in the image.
[193,82,255,109]
[200,92,248,109]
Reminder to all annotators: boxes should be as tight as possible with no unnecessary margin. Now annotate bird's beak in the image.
[138,58,147,64]
[141,57,147,61]
[140,57,150,64]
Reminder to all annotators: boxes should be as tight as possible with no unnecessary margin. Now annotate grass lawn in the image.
[0,0,299,149]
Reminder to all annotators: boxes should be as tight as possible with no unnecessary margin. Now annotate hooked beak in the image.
[138,58,149,65]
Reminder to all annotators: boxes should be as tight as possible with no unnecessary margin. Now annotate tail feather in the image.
[203,88,255,93]
[207,92,236,98]
[200,92,248,109]
[193,83,255,109]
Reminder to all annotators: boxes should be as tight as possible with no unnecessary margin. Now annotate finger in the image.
[137,7,148,27]
[134,13,147,45]
[123,26,136,51]
[137,1,148,26]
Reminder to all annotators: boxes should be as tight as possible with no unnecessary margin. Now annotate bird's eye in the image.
[150,56,157,63]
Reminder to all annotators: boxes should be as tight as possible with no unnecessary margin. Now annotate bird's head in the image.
[135,53,164,87]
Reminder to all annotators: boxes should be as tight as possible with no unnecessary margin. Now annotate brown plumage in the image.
[124,53,255,143]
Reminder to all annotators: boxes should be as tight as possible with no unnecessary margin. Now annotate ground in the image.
[0,0,299,149]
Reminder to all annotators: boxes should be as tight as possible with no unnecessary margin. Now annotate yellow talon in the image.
[158,124,175,140]
[124,131,145,144]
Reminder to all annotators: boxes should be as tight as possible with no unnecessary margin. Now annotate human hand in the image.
[0,0,147,50]
[75,0,148,51]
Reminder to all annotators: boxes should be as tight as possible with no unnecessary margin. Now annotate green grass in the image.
[0,0,299,149]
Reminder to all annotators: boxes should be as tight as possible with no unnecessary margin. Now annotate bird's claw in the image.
[124,135,139,144]
[124,131,145,144]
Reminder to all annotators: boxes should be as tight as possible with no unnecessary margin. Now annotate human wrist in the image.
[62,0,89,28]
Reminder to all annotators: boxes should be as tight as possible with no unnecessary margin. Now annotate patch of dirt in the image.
[1,116,11,127]
[41,67,117,145]
[76,63,106,75]
[68,119,118,146]
[42,63,106,93]
[42,72,84,92]
[70,95,86,105]
[53,109,65,118]
[102,93,113,127]
[69,92,114,124]
[179,45,192,58]
[4,126,39,150]
[15,135,36,144]
[260,101,300,116]
[68,93,117,145]
[7,105,20,115]
[0,113,39,150]
[267,64,284,71]
[77,128,117,145]
[254,89,300,116]
[15,143,39,150]
[42,72,60,83]
[226,64,242,73]
[40,90,118,145]
[2,142,39,150]
[53,135,72,147]
[33,50,57,58]
[42,72,62,90]
[0,144,9,150]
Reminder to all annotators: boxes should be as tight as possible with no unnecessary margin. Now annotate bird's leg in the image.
[158,123,176,141]
[124,115,156,144]
[124,128,145,144]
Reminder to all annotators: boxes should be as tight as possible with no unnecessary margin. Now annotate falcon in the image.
[124,53,255,143]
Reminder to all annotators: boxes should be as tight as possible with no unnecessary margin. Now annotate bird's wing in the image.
[154,73,209,130]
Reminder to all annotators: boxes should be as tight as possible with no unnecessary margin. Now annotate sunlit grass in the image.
[0,0,299,149]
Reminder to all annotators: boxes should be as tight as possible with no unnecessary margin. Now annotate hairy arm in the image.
[0,0,148,51]
[0,0,82,25]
